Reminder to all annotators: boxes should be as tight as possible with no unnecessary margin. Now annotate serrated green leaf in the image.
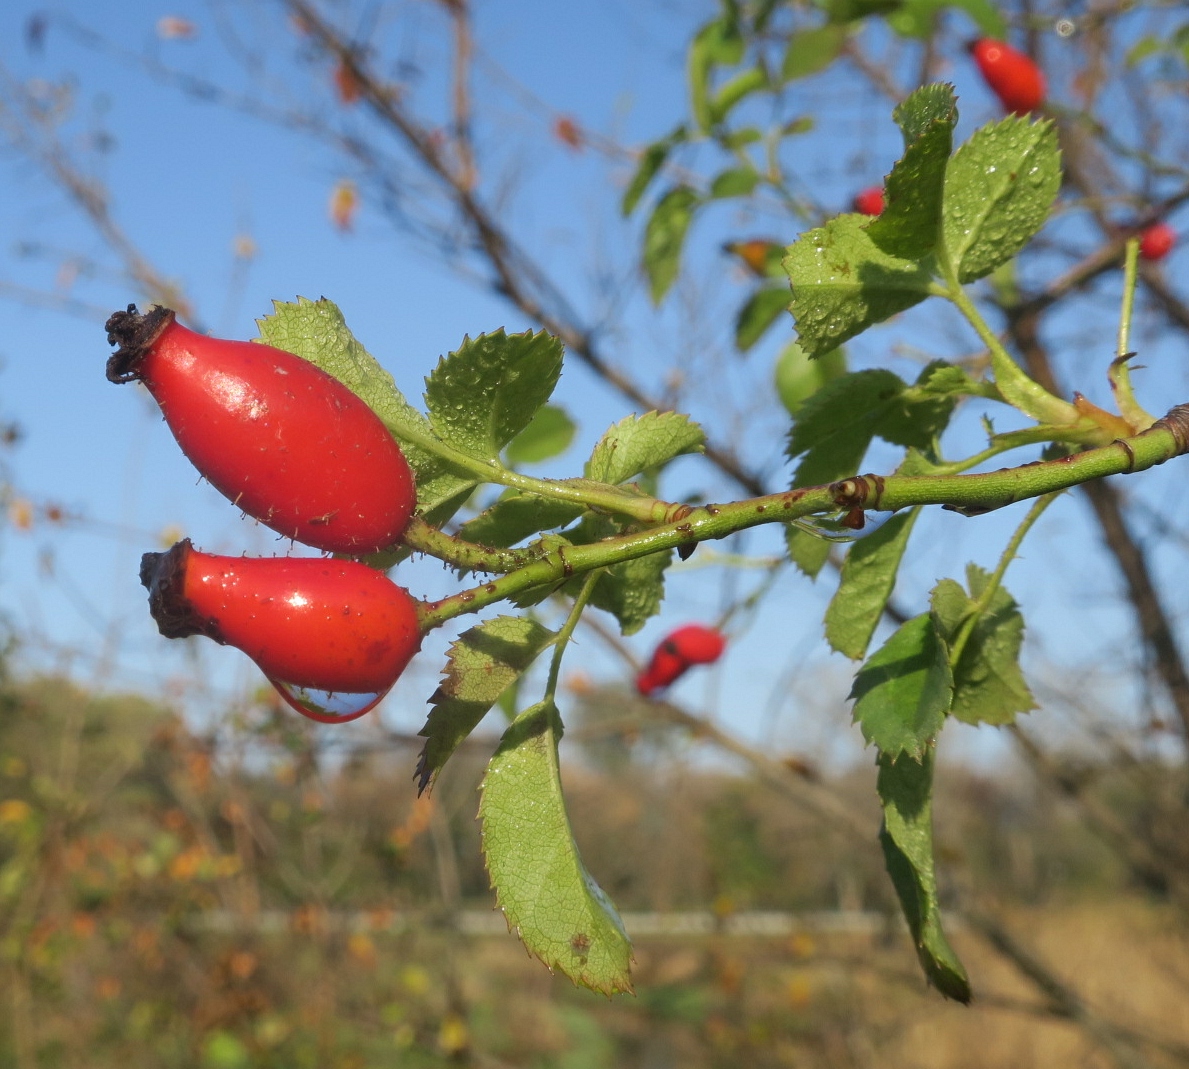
[735,285,792,351]
[480,700,633,995]
[867,84,957,261]
[943,116,1061,284]
[645,187,701,303]
[710,166,761,199]
[417,617,556,791]
[875,361,960,449]
[775,341,847,416]
[425,330,564,463]
[506,404,576,465]
[588,549,672,636]
[930,567,1036,726]
[255,298,476,523]
[460,493,585,549]
[850,613,952,757]
[825,509,919,659]
[781,23,848,80]
[877,747,971,1002]
[785,215,934,357]
[788,369,905,459]
[710,66,768,125]
[783,370,883,580]
[586,412,705,485]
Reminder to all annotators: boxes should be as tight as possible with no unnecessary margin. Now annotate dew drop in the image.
[270,677,390,723]
[794,511,893,544]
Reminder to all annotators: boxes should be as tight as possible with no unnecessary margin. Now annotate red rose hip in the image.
[851,187,885,217]
[141,540,422,721]
[1139,222,1175,262]
[636,624,727,696]
[106,305,416,555]
[969,38,1046,115]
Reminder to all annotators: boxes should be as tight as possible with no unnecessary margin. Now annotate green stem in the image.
[948,491,1059,668]
[401,516,543,573]
[416,404,1189,630]
[1108,239,1156,430]
[391,419,677,525]
[543,573,600,703]
[944,273,1082,427]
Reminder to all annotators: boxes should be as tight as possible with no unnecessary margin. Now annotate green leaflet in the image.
[506,403,576,465]
[460,493,585,550]
[942,115,1061,284]
[781,23,847,81]
[774,342,847,417]
[416,616,556,791]
[866,84,957,261]
[644,187,702,303]
[825,508,920,660]
[425,330,564,462]
[622,127,686,217]
[850,613,952,759]
[480,700,633,995]
[586,412,705,485]
[785,214,934,357]
[930,566,1036,726]
[736,285,793,352]
[877,748,971,1002]
[587,548,673,636]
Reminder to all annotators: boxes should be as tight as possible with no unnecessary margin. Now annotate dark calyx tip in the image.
[141,538,223,644]
[105,304,176,385]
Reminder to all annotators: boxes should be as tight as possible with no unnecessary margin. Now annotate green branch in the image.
[395,418,679,525]
[400,516,544,573]
[416,404,1189,629]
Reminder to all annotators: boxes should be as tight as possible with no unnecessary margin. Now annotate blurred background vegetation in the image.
[3,670,1189,1067]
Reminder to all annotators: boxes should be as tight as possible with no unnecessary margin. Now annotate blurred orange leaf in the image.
[329,180,359,231]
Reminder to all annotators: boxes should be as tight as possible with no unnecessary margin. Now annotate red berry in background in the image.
[969,38,1046,115]
[140,540,422,722]
[1139,222,1176,262]
[636,624,727,696]
[851,187,885,217]
[106,306,416,555]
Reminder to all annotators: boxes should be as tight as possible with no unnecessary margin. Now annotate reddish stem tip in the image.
[105,304,177,384]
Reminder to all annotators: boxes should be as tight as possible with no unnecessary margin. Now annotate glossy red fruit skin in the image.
[140,540,422,696]
[852,187,885,217]
[106,305,416,555]
[1139,222,1176,262]
[636,625,726,696]
[969,38,1046,115]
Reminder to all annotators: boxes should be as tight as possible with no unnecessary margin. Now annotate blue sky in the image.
[0,0,1185,769]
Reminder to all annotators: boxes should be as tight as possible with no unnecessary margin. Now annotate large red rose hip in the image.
[141,540,422,721]
[106,305,416,555]
[969,38,1046,115]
